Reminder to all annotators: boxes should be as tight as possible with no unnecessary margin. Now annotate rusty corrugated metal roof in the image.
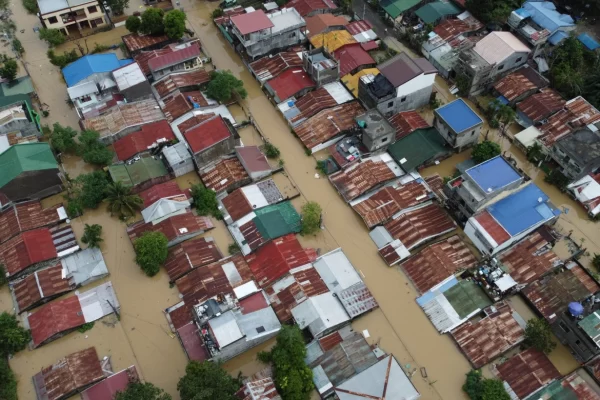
[539,96,600,147]
[496,348,561,399]
[498,232,560,285]
[516,89,565,123]
[127,211,214,244]
[82,99,165,138]
[295,101,364,149]
[28,295,86,347]
[138,180,189,208]
[123,34,170,52]
[493,71,537,102]
[400,235,478,293]
[329,158,398,202]
[12,262,72,313]
[221,189,252,222]
[177,113,216,134]
[388,110,430,141]
[200,157,249,193]
[0,201,63,244]
[475,211,511,245]
[424,174,444,199]
[164,236,223,282]
[154,69,211,99]
[0,228,58,277]
[319,330,344,351]
[249,51,303,83]
[135,48,173,75]
[451,301,524,368]
[163,91,211,122]
[288,87,337,126]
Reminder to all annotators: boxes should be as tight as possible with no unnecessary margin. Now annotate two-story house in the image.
[229,9,306,59]
[434,98,483,151]
[147,42,203,81]
[37,0,107,37]
[183,115,240,169]
[551,127,600,181]
[357,52,437,116]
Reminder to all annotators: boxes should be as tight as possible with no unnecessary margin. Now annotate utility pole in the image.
[363,1,366,20]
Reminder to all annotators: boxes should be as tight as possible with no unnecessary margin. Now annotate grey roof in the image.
[555,128,600,166]
[79,281,120,322]
[60,248,108,286]
[141,198,190,223]
[162,142,192,166]
[335,355,420,400]
[378,52,435,88]
[291,293,350,337]
[356,109,395,140]
[236,305,281,341]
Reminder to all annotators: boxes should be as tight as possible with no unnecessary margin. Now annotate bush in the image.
[164,10,186,40]
[471,140,501,164]
[105,0,129,15]
[190,184,222,218]
[300,201,321,236]
[228,243,240,255]
[39,28,66,47]
[0,264,6,288]
[0,59,18,81]
[22,0,38,13]
[134,232,169,277]
[116,382,172,400]
[49,122,78,153]
[125,16,141,33]
[91,43,110,54]
[316,160,327,175]
[47,49,80,68]
[12,39,24,56]
[264,142,280,158]
[463,369,510,400]
[524,318,556,354]
[78,130,114,166]
[0,358,17,400]
[70,171,111,210]
[211,8,224,18]
[545,169,570,190]
[178,361,241,400]
[140,8,165,36]
[206,70,247,103]
[593,254,600,269]
[77,322,95,333]
[0,312,31,356]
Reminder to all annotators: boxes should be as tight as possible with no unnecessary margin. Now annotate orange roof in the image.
[305,14,348,38]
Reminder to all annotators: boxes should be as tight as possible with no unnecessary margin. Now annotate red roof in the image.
[113,120,175,161]
[164,236,223,282]
[135,48,173,76]
[0,201,63,244]
[29,295,85,347]
[249,51,303,82]
[239,291,269,314]
[496,348,560,399]
[184,116,232,154]
[127,211,214,244]
[138,180,189,208]
[498,232,560,285]
[177,113,216,133]
[475,211,511,245]
[266,68,315,102]
[361,41,379,51]
[245,234,317,287]
[122,33,170,52]
[333,43,376,76]
[286,0,337,16]
[345,19,373,35]
[148,43,201,72]
[539,96,600,146]
[305,14,348,38]
[162,91,211,122]
[200,157,249,193]
[295,101,364,149]
[0,228,57,277]
[81,366,139,400]
[231,10,274,35]
[329,158,398,202]
[177,322,209,361]
[236,146,271,175]
[13,263,72,313]
[388,111,430,141]
[493,71,537,102]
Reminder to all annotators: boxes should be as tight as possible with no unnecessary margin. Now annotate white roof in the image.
[264,1,278,10]
[323,82,354,105]
[291,292,350,336]
[352,30,377,43]
[78,281,120,323]
[568,175,600,216]
[0,135,9,153]
[141,198,190,223]
[474,32,531,65]
[241,185,269,210]
[67,81,98,100]
[209,310,244,348]
[515,125,542,149]
[114,62,146,91]
[269,8,305,35]
[495,274,518,292]
[313,248,361,293]
[162,142,192,165]
[233,281,259,299]
[61,247,108,286]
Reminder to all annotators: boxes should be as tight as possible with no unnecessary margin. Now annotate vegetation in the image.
[264,142,280,158]
[69,171,111,212]
[455,73,471,97]
[545,169,570,190]
[471,141,501,164]
[0,358,17,400]
[78,129,114,166]
[228,242,240,255]
[47,49,80,68]
[77,322,95,333]
[0,59,17,82]
[140,8,165,36]
[12,39,24,56]
[125,16,141,33]
[300,201,321,236]
[206,70,247,103]
[49,123,78,153]
[211,8,224,19]
[429,95,442,110]
[0,312,30,356]
[524,318,556,354]
[315,160,328,175]
[178,361,241,400]
[593,254,600,270]
[549,36,589,100]
[106,0,129,15]
[39,28,66,47]
[81,224,103,248]
[488,99,516,137]
[105,181,143,219]
[116,382,172,400]
[258,325,313,400]
[465,0,516,25]
[463,369,510,400]
[190,183,222,219]
[164,10,187,40]
[134,232,169,277]
[0,265,6,288]
[526,142,545,164]
[22,0,38,13]
[91,43,110,54]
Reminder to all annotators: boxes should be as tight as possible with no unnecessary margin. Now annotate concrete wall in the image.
[551,146,600,181]
[169,158,195,177]
[151,60,201,81]
[238,27,305,59]
[434,115,481,151]
[0,118,39,138]
[470,51,529,96]
[193,137,238,169]
[40,1,106,33]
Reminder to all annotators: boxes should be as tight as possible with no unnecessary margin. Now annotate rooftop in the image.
[291,292,350,337]
[387,127,450,172]
[82,99,164,138]
[379,0,421,19]
[473,32,530,65]
[138,180,189,208]
[0,143,58,189]
[496,348,561,399]
[122,33,170,53]
[539,96,600,147]
[433,17,478,41]
[135,48,174,76]
[235,146,271,176]
[153,69,211,99]
[62,54,132,87]
[0,228,58,277]
[127,211,213,244]
[556,128,600,166]
[148,43,201,72]
[113,120,175,161]
[286,0,337,16]
[113,62,146,92]
[249,51,303,83]
[265,68,315,103]
[435,99,482,133]
[465,156,522,195]
[295,101,364,149]
[0,201,65,244]
[231,10,275,35]
[388,110,430,141]
[309,30,356,53]
[333,44,375,76]
[305,13,348,38]
[164,236,222,282]
[184,116,232,154]
[200,157,249,193]
[221,179,284,223]
[341,68,379,98]
[81,366,139,400]
[516,89,565,123]
[141,197,190,223]
[162,91,214,122]
[378,52,436,88]
[415,0,461,24]
[531,370,600,400]
[493,70,537,102]
[108,157,168,187]
[521,1,574,33]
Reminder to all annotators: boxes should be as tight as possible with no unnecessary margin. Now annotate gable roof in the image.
[153,69,211,99]
[184,116,232,154]
[378,52,436,88]
[388,110,430,141]
[387,127,450,171]
[496,348,561,399]
[148,43,201,72]
[127,211,214,244]
[113,120,175,161]
[265,68,315,103]
[138,180,189,208]
[0,201,65,244]
[310,30,356,53]
[474,32,530,65]
[141,198,191,223]
[0,143,58,189]
[0,228,58,277]
[164,236,223,282]
[231,10,274,34]
[200,157,249,193]
[62,54,133,87]
[379,0,421,19]
[517,89,565,123]
[295,101,364,149]
[415,0,461,23]
[286,0,337,16]
[305,13,348,38]
[333,44,375,76]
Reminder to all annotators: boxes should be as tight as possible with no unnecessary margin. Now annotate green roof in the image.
[109,157,168,187]
[445,280,491,319]
[254,201,301,240]
[579,313,600,342]
[415,0,460,23]
[0,143,58,188]
[387,127,450,171]
[524,379,575,400]
[0,77,34,97]
[380,0,422,19]
[109,164,133,187]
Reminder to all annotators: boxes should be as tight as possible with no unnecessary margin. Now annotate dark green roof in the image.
[380,0,422,19]
[579,313,600,341]
[0,77,34,97]
[109,157,168,187]
[415,0,460,23]
[387,127,450,171]
[0,143,58,188]
[445,280,491,319]
[254,201,301,240]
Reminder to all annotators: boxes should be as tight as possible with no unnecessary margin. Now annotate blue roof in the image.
[62,54,133,87]
[515,8,531,18]
[466,156,521,194]
[578,33,600,51]
[486,184,560,236]
[523,1,574,33]
[548,30,569,45]
[436,99,482,133]
[496,95,509,105]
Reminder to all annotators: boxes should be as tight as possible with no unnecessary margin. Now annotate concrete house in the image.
[456,32,531,96]
[37,0,107,37]
[434,99,483,151]
[229,9,306,59]
[358,52,437,116]
[147,42,203,81]
[356,109,395,153]
[551,128,600,180]
[162,142,195,177]
[183,115,239,169]
[302,48,339,87]
[0,93,40,142]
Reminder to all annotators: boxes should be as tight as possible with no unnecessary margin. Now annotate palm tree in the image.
[496,104,516,138]
[105,181,143,219]
[81,223,103,248]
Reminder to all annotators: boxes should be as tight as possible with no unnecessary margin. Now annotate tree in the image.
[39,28,66,47]
[77,129,114,166]
[0,264,6,288]
[0,358,17,400]
[593,254,600,269]
[492,102,516,137]
[258,325,313,400]
[22,0,39,13]
[300,201,321,236]
[116,382,172,400]
[526,142,544,164]
[48,123,78,153]
[134,231,168,277]
[106,0,129,15]
[164,10,186,40]
[105,181,143,219]
[471,141,501,164]
[211,8,224,19]
[140,8,165,36]
[206,70,247,103]
[190,184,222,218]
[264,142,280,158]
[463,370,509,400]
[465,0,514,25]
[455,73,471,97]
[178,361,241,400]
[0,59,18,81]
[12,38,24,56]
[125,16,141,33]
[524,318,556,354]
[71,171,111,209]
[47,49,80,68]
[0,312,31,356]
[81,224,103,248]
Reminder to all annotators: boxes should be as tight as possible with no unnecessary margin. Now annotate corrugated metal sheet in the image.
[496,348,561,399]
[337,281,378,318]
[127,211,214,244]
[123,33,170,52]
[177,113,216,134]
[309,30,355,53]
[329,158,398,202]
[249,52,303,83]
[345,19,372,35]
[0,201,63,244]
[539,96,600,147]
[177,322,209,361]
[475,211,511,245]
[287,0,337,16]
[498,231,560,285]
[113,120,175,161]
[287,87,337,127]
[516,89,565,123]
[532,371,600,400]
[333,44,375,76]
[0,228,57,277]
[265,68,315,103]
[148,43,201,72]
[81,366,139,400]
[450,301,524,368]
[82,99,165,138]
[388,110,430,141]
[33,347,104,400]
[433,18,470,40]
[12,262,71,313]
[184,115,232,153]
[135,48,173,75]
[493,71,537,102]
[200,157,249,193]
[154,69,211,99]
[295,101,364,149]
[138,180,189,208]
[319,331,343,351]
[400,235,478,293]
[424,174,445,199]
[28,295,85,347]
[164,236,223,282]
[242,377,281,400]
[222,189,253,222]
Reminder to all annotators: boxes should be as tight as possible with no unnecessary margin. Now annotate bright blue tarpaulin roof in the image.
[62,54,133,87]
[578,33,600,50]
[465,156,521,194]
[523,1,574,33]
[436,99,482,133]
[548,30,569,45]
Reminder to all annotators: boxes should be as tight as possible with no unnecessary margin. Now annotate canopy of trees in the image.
[164,10,187,40]
[134,231,169,277]
[465,0,517,25]
[39,28,66,47]
[549,36,588,99]
[106,0,129,15]
[524,318,556,354]
[49,123,78,153]
[191,184,222,218]
[177,361,241,400]
[115,382,172,400]
[0,312,30,356]
[471,141,501,164]
[140,8,165,36]
[66,171,111,217]
[300,201,321,236]
[463,370,510,400]
[78,130,114,166]
[126,16,141,33]
[206,70,247,103]
[105,181,143,219]
[0,59,18,81]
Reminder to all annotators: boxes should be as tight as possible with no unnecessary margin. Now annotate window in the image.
[79,95,92,103]
[387,101,394,108]
[497,64,504,71]
[381,137,388,143]
[559,322,571,333]
[256,326,266,333]
[401,97,407,102]
[88,5,97,13]
[48,16,58,23]
[289,32,296,38]
[516,57,522,63]
[471,130,476,136]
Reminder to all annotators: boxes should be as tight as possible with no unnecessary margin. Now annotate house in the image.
[515,88,565,127]
[161,91,217,123]
[127,211,214,247]
[551,128,600,180]
[432,12,484,42]
[414,0,461,24]
[420,33,461,80]
[200,156,250,193]
[152,69,211,99]
[0,143,63,202]
[162,142,195,177]
[235,369,282,400]
[163,236,222,282]
[249,51,303,84]
[113,120,175,161]
[108,156,170,189]
[122,33,172,57]
[302,49,338,87]
[264,68,316,104]
[63,54,132,88]
[148,42,202,80]
[0,93,41,140]
[538,96,600,149]
[32,347,107,400]
[112,62,152,102]
[341,68,379,98]
[304,13,347,38]
[551,296,600,363]
[358,52,437,116]
[138,180,189,208]
[81,366,139,400]
[0,200,66,244]
[37,0,107,37]
[532,370,600,400]
[286,0,337,17]
[229,9,306,59]
[291,292,350,338]
[12,247,109,313]
[464,183,560,256]
[333,44,376,78]
[24,282,120,348]
[183,115,239,168]
[508,1,575,56]
[141,197,191,224]
[456,32,530,96]
[433,99,483,151]
[567,173,600,218]
[220,178,285,224]
[356,109,395,153]
[235,146,272,180]
[388,110,429,141]
[493,70,538,105]
[309,29,356,53]
[386,127,450,171]
[444,156,524,222]
[379,0,422,25]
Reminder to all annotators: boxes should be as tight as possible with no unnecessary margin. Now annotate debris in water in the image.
[314,173,320,179]
[362,330,370,338]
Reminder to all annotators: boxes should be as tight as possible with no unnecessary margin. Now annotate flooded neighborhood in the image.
[2,0,600,399]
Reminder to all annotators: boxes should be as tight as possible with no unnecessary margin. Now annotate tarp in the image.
[577,33,600,50]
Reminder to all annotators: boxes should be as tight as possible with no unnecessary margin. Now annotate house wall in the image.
[551,145,600,181]
[362,130,394,153]
[193,137,238,169]
[1,169,63,202]
[235,26,305,59]
[212,328,280,362]
[168,157,195,177]
[469,51,529,96]
[150,58,202,81]
[370,74,435,116]
[40,1,106,34]
[434,115,481,151]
